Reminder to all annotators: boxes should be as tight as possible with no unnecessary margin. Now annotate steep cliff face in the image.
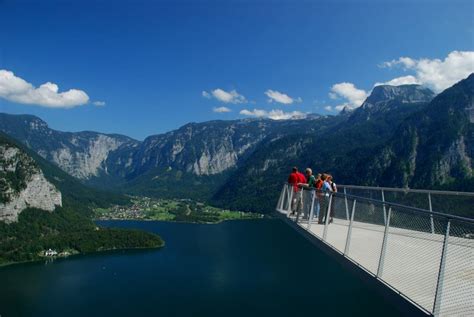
[212,76,473,212]
[103,117,337,200]
[348,84,434,123]
[127,120,276,177]
[0,138,62,222]
[0,112,335,197]
[2,76,472,212]
[369,73,474,188]
[0,114,139,180]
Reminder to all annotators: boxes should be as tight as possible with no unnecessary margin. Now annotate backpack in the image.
[315,179,323,190]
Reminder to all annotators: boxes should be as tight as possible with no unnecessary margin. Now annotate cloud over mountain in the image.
[264,89,301,104]
[240,108,305,120]
[0,70,90,108]
[380,50,474,92]
[213,106,231,113]
[329,82,368,111]
[202,88,247,104]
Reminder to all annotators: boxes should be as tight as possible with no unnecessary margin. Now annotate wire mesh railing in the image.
[339,184,474,220]
[276,184,474,316]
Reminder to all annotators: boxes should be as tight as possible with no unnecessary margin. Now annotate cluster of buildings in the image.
[44,249,71,257]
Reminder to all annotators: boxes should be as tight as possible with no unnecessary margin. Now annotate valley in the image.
[1,74,473,266]
[95,196,263,223]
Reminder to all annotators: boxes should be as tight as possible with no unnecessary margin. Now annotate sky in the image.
[0,0,473,140]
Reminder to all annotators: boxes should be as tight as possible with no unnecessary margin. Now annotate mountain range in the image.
[1,73,473,213]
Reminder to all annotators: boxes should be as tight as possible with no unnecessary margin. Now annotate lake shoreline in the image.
[93,215,269,225]
[0,243,165,269]
[1,218,268,269]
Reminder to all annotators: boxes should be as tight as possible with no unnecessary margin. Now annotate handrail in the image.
[277,183,474,316]
[339,184,474,197]
[284,183,474,224]
[333,191,474,224]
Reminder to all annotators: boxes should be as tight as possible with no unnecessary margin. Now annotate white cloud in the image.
[335,104,350,111]
[264,89,300,104]
[329,82,368,110]
[239,108,305,120]
[240,109,267,117]
[381,50,474,92]
[381,57,417,69]
[0,70,89,108]
[202,88,247,104]
[374,75,419,87]
[324,105,333,112]
[213,106,231,113]
[93,101,106,107]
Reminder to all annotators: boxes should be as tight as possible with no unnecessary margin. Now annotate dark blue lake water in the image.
[0,219,404,316]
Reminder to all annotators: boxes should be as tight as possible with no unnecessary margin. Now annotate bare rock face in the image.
[0,114,139,181]
[50,134,125,179]
[0,143,62,223]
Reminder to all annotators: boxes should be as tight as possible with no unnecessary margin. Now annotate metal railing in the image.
[276,184,474,316]
[339,185,474,227]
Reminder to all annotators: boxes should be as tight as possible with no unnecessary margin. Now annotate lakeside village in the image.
[94,197,263,223]
[39,198,262,260]
[41,248,79,259]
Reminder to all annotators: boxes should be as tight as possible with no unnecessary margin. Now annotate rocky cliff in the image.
[0,114,139,180]
[212,75,473,212]
[1,75,473,211]
[0,137,62,222]
[366,73,474,188]
[0,112,335,197]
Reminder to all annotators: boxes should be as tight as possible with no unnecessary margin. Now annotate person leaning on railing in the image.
[298,168,316,219]
[318,173,335,224]
[287,167,306,215]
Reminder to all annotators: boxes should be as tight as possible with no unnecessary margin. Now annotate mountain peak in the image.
[363,84,435,108]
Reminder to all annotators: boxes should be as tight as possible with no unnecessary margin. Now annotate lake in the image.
[0,219,405,316]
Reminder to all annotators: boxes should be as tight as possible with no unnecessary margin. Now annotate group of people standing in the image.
[287,166,337,223]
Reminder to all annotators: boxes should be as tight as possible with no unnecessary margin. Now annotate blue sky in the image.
[0,0,473,140]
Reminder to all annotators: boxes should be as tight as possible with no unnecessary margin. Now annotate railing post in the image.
[433,220,451,316]
[381,189,387,225]
[344,199,357,256]
[295,189,304,222]
[377,207,392,278]
[287,186,294,217]
[277,184,285,212]
[344,187,349,220]
[307,190,315,230]
[323,193,333,241]
[428,193,435,234]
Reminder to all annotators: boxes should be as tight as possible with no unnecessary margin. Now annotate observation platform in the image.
[276,184,473,316]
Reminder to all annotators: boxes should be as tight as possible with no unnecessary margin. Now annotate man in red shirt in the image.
[287,167,306,216]
[287,167,300,193]
[297,169,307,185]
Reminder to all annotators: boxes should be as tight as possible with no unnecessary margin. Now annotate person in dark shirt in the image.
[298,168,316,219]
[298,168,316,189]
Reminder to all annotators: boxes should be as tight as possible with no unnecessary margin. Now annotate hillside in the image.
[0,133,164,265]
[1,76,473,215]
[0,112,343,200]
[211,83,440,212]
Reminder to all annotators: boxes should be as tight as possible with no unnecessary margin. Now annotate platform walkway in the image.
[276,185,473,316]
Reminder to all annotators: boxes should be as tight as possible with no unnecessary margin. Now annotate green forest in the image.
[0,133,164,266]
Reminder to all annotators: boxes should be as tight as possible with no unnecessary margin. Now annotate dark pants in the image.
[318,194,334,223]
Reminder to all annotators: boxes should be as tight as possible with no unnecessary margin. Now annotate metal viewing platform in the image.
[276,184,473,316]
